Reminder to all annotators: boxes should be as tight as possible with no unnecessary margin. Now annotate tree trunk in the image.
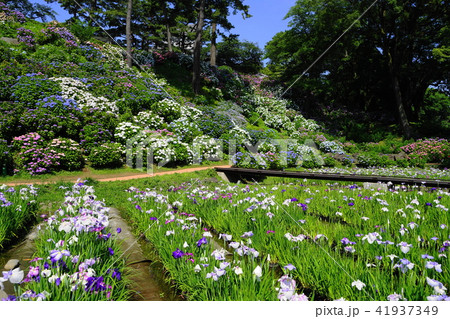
[167,24,173,52]
[387,52,412,138]
[126,0,133,68]
[192,0,206,95]
[210,22,217,66]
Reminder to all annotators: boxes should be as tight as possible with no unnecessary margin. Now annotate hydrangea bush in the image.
[49,138,84,171]
[12,132,61,175]
[88,142,123,169]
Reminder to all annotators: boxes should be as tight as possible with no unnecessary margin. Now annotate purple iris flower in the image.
[348,202,354,206]
[85,276,107,292]
[197,237,208,247]
[135,204,142,210]
[49,249,70,263]
[108,247,114,255]
[241,231,254,238]
[117,228,122,234]
[108,268,122,281]
[341,237,356,245]
[284,264,296,271]
[172,248,184,259]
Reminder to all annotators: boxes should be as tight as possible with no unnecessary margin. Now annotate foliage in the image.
[265,0,450,138]
[169,117,202,143]
[7,0,55,22]
[35,94,80,115]
[69,19,98,43]
[319,141,345,155]
[418,89,450,137]
[88,142,124,169]
[49,138,85,171]
[356,152,394,168]
[213,36,263,74]
[80,122,114,154]
[401,139,449,164]
[0,185,37,248]
[11,73,61,106]
[151,98,181,123]
[0,139,14,175]
[12,132,61,175]
[197,104,235,138]
[9,183,129,300]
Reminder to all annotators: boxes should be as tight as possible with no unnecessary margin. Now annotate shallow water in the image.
[0,223,40,295]
[0,209,180,301]
[108,208,181,301]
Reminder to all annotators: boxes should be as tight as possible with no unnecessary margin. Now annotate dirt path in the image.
[2,165,231,186]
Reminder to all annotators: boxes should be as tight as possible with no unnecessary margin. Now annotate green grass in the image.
[0,160,229,184]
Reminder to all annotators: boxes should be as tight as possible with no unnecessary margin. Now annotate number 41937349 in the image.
[375,306,438,316]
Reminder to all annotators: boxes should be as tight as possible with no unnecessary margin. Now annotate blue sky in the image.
[34,0,296,50]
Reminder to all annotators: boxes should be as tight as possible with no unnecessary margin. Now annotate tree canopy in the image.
[265,0,450,138]
[204,35,263,73]
[8,0,56,22]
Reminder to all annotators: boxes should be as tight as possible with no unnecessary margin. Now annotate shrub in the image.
[169,117,202,143]
[51,76,118,114]
[133,50,155,67]
[0,139,13,175]
[151,98,181,123]
[220,126,252,153]
[217,65,246,100]
[342,142,359,153]
[401,138,449,164]
[133,110,165,130]
[18,108,62,140]
[340,154,354,167]
[17,27,36,48]
[114,122,141,145]
[0,102,23,141]
[69,19,98,43]
[301,159,322,169]
[357,152,394,168]
[125,130,193,167]
[319,141,345,154]
[80,122,114,154]
[37,22,78,47]
[232,151,282,170]
[88,143,123,169]
[32,44,73,63]
[232,151,266,169]
[12,132,61,175]
[35,94,80,116]
[323,154,338,167]
[279,151,300,168]
[197,104,234,138]
[11,73,61,106]
[49,138,85,171]
[356,152,379,168]
[191,135,222,163]
[0,2,26,24]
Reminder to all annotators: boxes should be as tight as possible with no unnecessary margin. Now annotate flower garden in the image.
[1,3,449,179]
[0,3,449,303]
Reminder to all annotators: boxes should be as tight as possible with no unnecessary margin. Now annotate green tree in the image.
[210,35,263,73]
[265,0,450,138]
[191,0,249,94]
[8,0,56,22]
